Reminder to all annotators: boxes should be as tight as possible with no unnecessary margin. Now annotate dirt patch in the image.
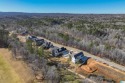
[96,62,125,83]
[0,48,35,83]
[18,35,26,43]
[77,58,125,83]
[80,59,98,73]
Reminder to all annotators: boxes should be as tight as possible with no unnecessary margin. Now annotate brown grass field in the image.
[0,54,23,83]
[0,48,34,83]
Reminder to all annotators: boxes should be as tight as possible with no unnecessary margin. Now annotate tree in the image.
[0,25,9,47]
[46,66,60,83]
[67,22,73,29]
[37,47,44,58]
[26,40,34,53]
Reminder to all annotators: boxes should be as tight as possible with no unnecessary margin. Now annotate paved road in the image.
[18,35,125,72]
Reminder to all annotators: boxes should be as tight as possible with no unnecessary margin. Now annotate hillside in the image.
[0,13,125,66]
[0,13,125,83]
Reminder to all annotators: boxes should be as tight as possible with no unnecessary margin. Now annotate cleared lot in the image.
[0,54,23,83]
[0,48,34,83]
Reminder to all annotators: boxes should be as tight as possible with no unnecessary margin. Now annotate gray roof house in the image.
[41,41,53,49]
[34,38,44,46]
[27,36,37,41]
[51,47,69,57]
[21,31,28,36]
[71,52,89,65]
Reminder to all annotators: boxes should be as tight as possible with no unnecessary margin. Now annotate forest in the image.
[0,14,125,66]
[0,13,125,83]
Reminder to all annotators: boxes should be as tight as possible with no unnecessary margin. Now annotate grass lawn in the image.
[0,55,23,83]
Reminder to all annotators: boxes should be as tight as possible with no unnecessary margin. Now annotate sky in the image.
[0,0,125,14]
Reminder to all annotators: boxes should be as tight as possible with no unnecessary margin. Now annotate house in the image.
[63,50,73,58]
[51,47,69,57]
[41,41,53,49]
[34,38,44,46]
[27,36,37,41]
[71,52,89,64]
[21,31,28,36]
[70,52,79,63]
[62,51,70,58]
[49,46,58,52]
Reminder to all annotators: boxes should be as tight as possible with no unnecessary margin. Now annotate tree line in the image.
[0,15,125,66]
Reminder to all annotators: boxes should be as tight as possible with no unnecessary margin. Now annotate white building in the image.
[70,52,79,63]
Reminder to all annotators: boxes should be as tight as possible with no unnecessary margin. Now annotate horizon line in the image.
[0,11,125,15]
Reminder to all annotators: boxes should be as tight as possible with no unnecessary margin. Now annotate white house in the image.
[70,52,79,63]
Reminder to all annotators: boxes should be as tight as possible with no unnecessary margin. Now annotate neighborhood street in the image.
[18,35,125,72]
